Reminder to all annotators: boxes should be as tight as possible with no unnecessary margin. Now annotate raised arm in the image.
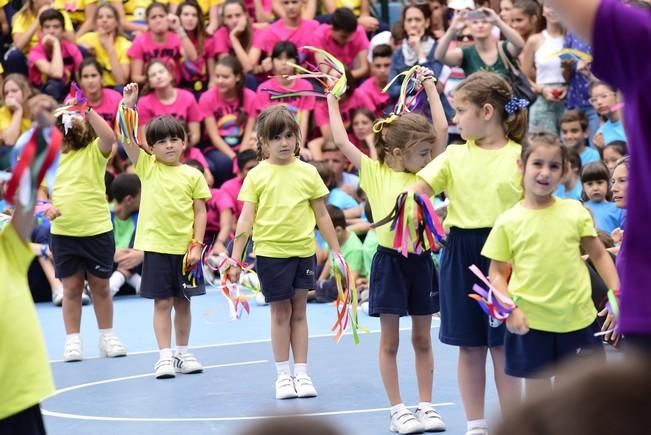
[87,106,117,156]
[543,0,599,43]
[326,93,362,169]
[421,70,447,157]
[434,12,465,66]
[117,83,142,164]
[481,7,525,56]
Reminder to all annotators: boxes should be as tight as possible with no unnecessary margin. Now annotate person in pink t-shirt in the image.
[127,2,198,86]
[199,55,256,186]
[242,0,274,23]
[27,9,82,102]
[248,0,320,71]
[256,41,315,158]
[213,0,263,75]
[314,8,369,80]
[137,60,204,147]
[219,149,258,224]
[357,43,393,118]
[176,1,216,95]
[78,58,122,128]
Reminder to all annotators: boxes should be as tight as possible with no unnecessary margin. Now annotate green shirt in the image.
[362,229,379,278]
[340,230,364,277]
[461,41,509,76]
[113,213,137,249]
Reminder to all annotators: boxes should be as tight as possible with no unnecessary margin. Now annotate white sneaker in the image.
[63,336,83,362]
[155,358,176,379]
[98,333,127,358]
[275,374,298,400]
[390,408,425,434]
[465,429,489,435]
[52,287,63,306]
[173,352,203,374]
[294,373,318,398]
[415,406,446,432]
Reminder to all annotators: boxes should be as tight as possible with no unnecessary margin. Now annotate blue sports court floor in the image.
[37,287,500,434]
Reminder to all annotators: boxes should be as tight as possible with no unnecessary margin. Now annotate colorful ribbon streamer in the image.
[330,252,365,344]
[372,192,446,257]
[262,46,347,100]
[206,253,259,320]
[467,264,516,322]
[5,119,62,209]
[182,245,207,289]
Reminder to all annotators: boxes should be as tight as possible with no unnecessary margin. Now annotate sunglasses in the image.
[456,34,474,41]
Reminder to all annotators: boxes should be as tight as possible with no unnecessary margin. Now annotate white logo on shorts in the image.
[305,269,314,276]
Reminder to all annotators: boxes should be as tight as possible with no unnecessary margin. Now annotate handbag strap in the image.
[496,41,517,74]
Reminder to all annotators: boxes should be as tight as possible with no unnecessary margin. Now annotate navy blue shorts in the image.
[505,320,604,378]
[140,252,205,300]
[255,255,316,302]
[50,231,115,279]
[368,246,439,317]
[439,227,506,347]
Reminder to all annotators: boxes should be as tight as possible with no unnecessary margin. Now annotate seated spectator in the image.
[77,3,131,88]
[175,1,215,95]
[555,145,582,200]
[7,0,75,76]
[350,108,376,159]
[200,55,256,186]
[560,109,600,167]
[127,2,197,86]
[27,9,83,102]
[212,0,263,75]
[581,162,625,235]
[77,58,123,128]
[0,75,34,157]
[314,7,370,80]
[219,149,258,224]
[109,173,144,296]
[357,44,393,119]
[137,59,203,146]
[170,0,221,35]
[54,0,101,36]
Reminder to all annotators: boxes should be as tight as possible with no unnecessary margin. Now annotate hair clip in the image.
[372,113,399,133]
[505,97,529,115]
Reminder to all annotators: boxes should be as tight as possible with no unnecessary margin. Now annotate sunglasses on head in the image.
[456,34,474,41]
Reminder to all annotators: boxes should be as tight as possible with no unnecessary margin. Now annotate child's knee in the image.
[155,297,174,311]
[411,333,432,354]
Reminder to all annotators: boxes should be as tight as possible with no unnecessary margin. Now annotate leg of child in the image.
[458,346,488,420]
[62,272,86,334]
[412,315,434,403]
[289,290,309,364]
[173,297,191,348]
[490,346,521,411]
[154,298,174,349]
[270,299,293,364]
[86,274,113,330]
[379,314,402,405]
[37,256,62,293]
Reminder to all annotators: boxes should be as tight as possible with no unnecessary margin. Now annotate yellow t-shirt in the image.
[335,0,362,16]
[482,199,598,333]
[54,0,97,27]
[0,224,55,420]
[123,0,170,23]
[359,154,419,250]
[0,0,8,8]
[11,9,75,52]
[134,152,211,254]
[417,140,523,229]
[0,107,32,144]
[77,32,132,87]
[51,138,113,236]
[238,159,329,258]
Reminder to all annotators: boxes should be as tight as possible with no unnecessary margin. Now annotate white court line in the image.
[42,403,455,422]
[49,322,441,364]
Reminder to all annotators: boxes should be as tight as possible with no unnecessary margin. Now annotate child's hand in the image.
[167,14,181,31]
[43,205,61,221]
[611,227,624,244]
[122,83,139,108]
[42,34,59,48]
[598,307,621,347]
[506,308,529,335]
[188,244,202,266]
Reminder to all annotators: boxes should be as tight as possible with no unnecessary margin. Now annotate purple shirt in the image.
[592,0,651,334]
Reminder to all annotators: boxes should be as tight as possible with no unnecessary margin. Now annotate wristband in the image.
[190,239,205,247]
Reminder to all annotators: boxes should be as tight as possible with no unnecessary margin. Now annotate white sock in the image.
[127,274,141,293]
[418,401,433,410]
[66,333,80,341]
[294,362,308,376]
[176,345,188,355]
[109,271,125,295]
[390,403,407,415]
[99,328,112,336]
[275,360,290,377]
[160,348,173,360]
[468,419,487,430]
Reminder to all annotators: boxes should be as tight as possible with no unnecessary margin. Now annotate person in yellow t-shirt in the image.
[48,92,128,363]
[410,72,524,435]
[53,0,98,36]
[481,132,619,394]
[326,69,450,433]
[229,105,341,401]
[77,3,131,87]
[119,83,211,379]
[0,75,34,164]
[0,104,54,435]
